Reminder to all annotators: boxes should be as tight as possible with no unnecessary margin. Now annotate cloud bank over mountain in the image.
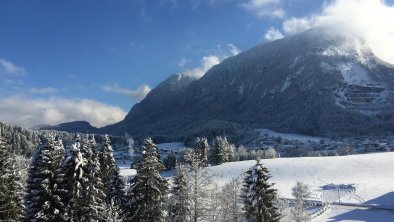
[0,96,126,128]
[268,0,394,64]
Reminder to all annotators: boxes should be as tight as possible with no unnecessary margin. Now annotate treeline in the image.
[163,136,278,170]
[0,133,293,221]
[0,122,40,156]
[0,122,129,157]
[0,133,126,221]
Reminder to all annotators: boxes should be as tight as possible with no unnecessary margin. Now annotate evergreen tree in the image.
[24,137,66,221]
[107,166,126,220]
[79,137,108,221]
[62,140,87,221]
[241,159,280,222]
[169,163,190,222]
[164,151,177,170]
[125,138,168,222]
[193,137,209,165]
[0,135,9,217]
[209,136,233,165]
[2,156,25,221]
[99,134,117,203]
[107,198,124,222]
[0,136,24,221]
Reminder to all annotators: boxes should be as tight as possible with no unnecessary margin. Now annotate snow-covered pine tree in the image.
[241,159,280,222]
[169,163,190,222]
[125,138,168,222]
[107,166,126,220]
[24,136,66,221]
[193,137,209,165]
[79,136,108,221]
[164,151,177,170]
[99,134,117,203]
[291,182,311,222]
[0,135,24,221]
[209,137,221,165]
[61,139,87,221]
[209,136,233,165]
[0,134,8,218]
[107,197,124,222]
[1,156,25,221]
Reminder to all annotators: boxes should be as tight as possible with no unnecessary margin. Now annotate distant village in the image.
[112,131,394,167]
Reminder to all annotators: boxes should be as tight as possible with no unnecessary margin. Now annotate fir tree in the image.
[99,134,117,202]
[62,140,87,221]
[0,136,24,221]
[0,135,9,217]
[193,137,209,165]
[241,159,280,222]
[164,151,177,170]
[80,137,107,221]
[107,166,126,220]
[209,136,233,165]
[125,138,168,222]
[169,163,190,222]
[2,156,25,221]
[24,137,66,221]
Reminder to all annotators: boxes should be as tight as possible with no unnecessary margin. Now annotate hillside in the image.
[102,28,394,141]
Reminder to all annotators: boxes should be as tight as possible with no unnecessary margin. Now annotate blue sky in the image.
[1,0,393,127]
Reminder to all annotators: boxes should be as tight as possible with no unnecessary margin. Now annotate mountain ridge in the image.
[44,28,394,142]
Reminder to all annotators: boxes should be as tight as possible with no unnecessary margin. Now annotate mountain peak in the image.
[101,28,394,140]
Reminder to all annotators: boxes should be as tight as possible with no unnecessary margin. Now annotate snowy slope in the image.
[118,151,394,220]
[210,152,394,207]
[119,152,394,206]
[256,128,325,142]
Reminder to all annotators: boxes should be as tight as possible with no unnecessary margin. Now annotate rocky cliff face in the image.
[79,28,394,140]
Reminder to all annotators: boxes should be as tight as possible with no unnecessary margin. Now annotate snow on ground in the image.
[156,142,186,152]
[339,62,371,86]
[119,168,137,178]
[315,205,394,222]
[210,152,394,221]
[210,152,394,207]
[256,128,325,142]
[118,150,394,220]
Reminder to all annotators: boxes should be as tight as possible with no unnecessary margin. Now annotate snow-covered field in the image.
[256,128,325,142]
[211,153,394,206]
[209,152,394,221]
[156,142,186,151]
[119,151,394,221]
[315,205,394,222]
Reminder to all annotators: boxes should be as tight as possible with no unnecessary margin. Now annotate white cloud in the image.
[182,43,241,78]
[183,55,221,79]
[0,58,26,75]
[0,96,127,128]
[282,17,312,35]
[241,0,285,18]
[102,84,151,103]
[279,0,394,64]
[29,87,59,94]
[264,27,284,41]
[227,43,241,56]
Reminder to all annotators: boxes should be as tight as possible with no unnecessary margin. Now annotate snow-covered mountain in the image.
[64,28,394,140]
